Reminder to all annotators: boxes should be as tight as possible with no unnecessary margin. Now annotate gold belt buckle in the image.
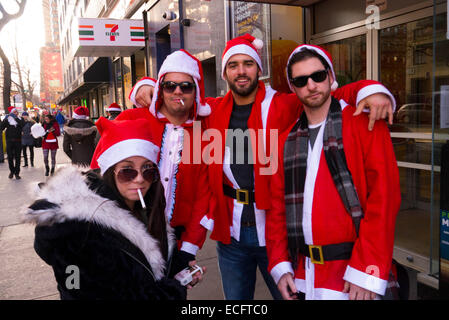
[309,245,324,265]
[236,189,249,205]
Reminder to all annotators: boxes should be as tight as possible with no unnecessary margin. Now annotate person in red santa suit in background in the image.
[129,34,397,300]
[42,113,61,177]
[266,45,401,300]
[101,50,211,271]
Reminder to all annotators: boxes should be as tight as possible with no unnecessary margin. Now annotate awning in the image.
[227,0,321,6]
[73,18,147,57]
[57,58,110,105]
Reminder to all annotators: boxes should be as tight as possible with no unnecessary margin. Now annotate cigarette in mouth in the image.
[179,99,184,106]
[137,188,146,209]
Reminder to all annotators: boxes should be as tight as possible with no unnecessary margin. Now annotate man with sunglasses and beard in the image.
[266,45,401,300]
[130,35,397,300]
[105,50,212,272]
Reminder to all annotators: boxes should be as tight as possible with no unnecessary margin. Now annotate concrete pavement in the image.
[0,137,272,300]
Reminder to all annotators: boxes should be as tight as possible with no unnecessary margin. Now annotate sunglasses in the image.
[115,167,159,184]
[290,69,329,88]
[160,81,195,94]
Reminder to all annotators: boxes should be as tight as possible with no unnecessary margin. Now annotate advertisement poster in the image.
[231,1,271,79]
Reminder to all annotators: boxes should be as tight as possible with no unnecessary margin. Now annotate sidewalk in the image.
[0,137,272,300]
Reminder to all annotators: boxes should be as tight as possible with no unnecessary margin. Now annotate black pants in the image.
[6,140,22,175]
[22,145,34,165]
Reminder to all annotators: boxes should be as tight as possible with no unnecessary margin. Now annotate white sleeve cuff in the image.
[270,261,294,285]
[356,84,397,113]
[129,79,156,107]
[180,241,199,256]
[343,265,388,296]
[200,215,214,231]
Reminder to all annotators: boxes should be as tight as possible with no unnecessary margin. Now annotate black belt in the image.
[299,242,354,264]
[223,184,255,205]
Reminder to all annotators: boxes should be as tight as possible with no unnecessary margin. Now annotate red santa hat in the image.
[106,102,122,113]
[8,106,17,114]
[90,117,160,174]
[150,49,211,120]
[221,33,264,80]
[286,44,339,92]
[73,106,89,119]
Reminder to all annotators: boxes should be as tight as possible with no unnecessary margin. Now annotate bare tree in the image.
[0,0,27,113]
[11,41,36,108]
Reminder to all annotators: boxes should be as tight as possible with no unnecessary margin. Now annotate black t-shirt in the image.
[309,124,322,149]
[225,102,256,227]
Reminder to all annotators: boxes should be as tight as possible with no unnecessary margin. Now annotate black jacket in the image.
[0,114,25,142]
[25,166,187,300]
[21,120,35,146]
[63,119,97,166]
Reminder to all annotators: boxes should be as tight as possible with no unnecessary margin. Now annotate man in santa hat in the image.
[63,106,97,166]
[0,107,25,179]
[266,45,401,300]
[105,102,122,120]
[106,50,211,271]
[130,34,397,300]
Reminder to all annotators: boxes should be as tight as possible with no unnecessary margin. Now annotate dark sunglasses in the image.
[115,167,159,184]
[290,69,329,88]
[160,81,195,94]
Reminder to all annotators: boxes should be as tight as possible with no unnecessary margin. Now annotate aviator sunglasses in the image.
[160,81,195,94]
[115,166,160,184]
[290,69,329,88]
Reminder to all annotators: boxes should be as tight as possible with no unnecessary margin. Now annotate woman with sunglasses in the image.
[25,117,198,300]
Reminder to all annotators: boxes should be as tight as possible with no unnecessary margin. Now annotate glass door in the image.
[378,7,449,276]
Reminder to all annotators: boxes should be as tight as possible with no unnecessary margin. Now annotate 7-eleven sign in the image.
[105,24,119,41]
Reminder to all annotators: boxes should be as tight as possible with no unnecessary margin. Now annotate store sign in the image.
[74,18,147,57]
[230,1,271,79]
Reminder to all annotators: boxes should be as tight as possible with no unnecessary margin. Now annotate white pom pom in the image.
[252,38,263,50]
[331,81,339,92]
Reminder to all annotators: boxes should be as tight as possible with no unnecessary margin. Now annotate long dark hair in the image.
[101,166,169,261]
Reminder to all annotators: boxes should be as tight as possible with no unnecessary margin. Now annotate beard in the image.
[228,75,259,97]
[299,86,331,109]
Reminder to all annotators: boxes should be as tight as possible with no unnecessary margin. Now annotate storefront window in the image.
[114,59,124,106]
[270,4,303,92]
[122,57,132,110]
[320,35,366,86]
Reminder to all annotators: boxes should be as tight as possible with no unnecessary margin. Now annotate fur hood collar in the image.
[64,125,97,136]
[23,166,175,280]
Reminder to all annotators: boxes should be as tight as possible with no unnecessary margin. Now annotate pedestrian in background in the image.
[21,112,35,167]
[42,114,60,176]
[0,106,25,179]
[105,102,122,120]
[55,109,66,135]
[63,106,97,166]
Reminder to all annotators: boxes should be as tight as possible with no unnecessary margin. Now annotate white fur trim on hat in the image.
[221,44,263,80]
[107,107,122,112]
[73,114,87,120]
[97,139,160,175]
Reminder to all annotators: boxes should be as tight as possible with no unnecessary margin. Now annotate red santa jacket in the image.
[266,100,401,299]
[114,108,210,256]
[42,121,60,150]
[202,80,394,245]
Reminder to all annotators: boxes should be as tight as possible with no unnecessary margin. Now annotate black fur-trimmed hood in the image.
[23,166,176,280]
